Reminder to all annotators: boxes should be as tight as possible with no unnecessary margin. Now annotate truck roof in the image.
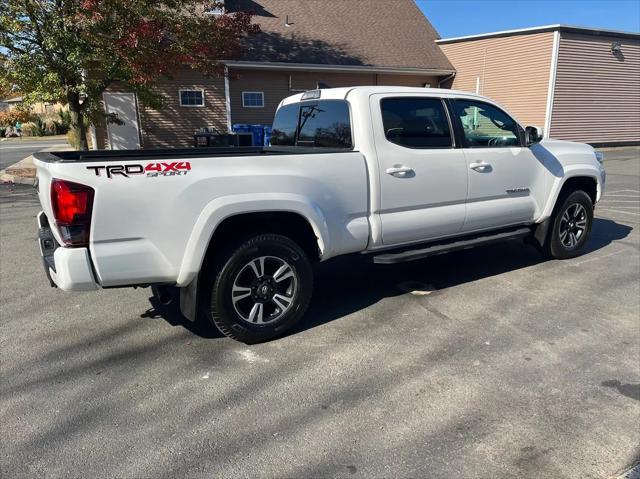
[280,86,492,106]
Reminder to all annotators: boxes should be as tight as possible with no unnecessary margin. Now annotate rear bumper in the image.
[50,248,99,291]
[38,211,99,291]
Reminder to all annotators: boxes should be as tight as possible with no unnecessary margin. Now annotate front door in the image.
[103,92,141,150]
[450,99,545,232]
[372,95,468,246]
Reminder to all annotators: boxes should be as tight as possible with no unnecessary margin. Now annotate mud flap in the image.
[533,218,551,247]
[179,277,198,322]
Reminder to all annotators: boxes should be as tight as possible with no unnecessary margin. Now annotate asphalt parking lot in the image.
[1,149,639,478]
[0,137,69,170]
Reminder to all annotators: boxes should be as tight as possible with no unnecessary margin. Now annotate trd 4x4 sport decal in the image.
[86,162,191,179]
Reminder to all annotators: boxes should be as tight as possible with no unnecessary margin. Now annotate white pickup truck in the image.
[34,86,605,343]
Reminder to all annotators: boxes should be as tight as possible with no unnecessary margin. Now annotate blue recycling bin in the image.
[233,124,271,146]
[250,125,265,147]
[232,124,253,144]
[263,126,272,146]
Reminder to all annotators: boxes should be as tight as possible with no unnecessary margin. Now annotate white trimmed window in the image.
[179,89,205,107]
[242,91,264,108]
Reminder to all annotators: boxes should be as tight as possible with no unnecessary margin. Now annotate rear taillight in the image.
[50,179,94,247]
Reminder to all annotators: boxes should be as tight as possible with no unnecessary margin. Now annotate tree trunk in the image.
[67,92,88,150]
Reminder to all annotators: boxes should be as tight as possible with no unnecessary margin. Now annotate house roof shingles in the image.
[227,0,454,71]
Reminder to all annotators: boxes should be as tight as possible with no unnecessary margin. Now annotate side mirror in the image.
[525,125,544,145]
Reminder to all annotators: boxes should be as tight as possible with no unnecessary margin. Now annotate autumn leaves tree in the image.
[0,1,257,148]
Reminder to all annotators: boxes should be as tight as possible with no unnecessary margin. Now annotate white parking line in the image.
[606,190,640,194]
[597,207,640,216]
[599,207,640,211]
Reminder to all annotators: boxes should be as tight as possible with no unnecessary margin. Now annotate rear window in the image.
[270,104,298,146]
[271,100,352,148]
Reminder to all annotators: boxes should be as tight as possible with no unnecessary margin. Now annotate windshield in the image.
[271,100,352,148]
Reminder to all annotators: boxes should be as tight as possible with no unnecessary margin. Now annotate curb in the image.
[1,143,71,186]
[0,170,37,186]
[2,154,37,185]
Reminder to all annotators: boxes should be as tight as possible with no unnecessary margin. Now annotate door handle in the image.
[469,162,492,172]
[386,165,414,177]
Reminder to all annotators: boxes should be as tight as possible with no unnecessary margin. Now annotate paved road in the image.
[1,152,638,478]
[0,138,68,170]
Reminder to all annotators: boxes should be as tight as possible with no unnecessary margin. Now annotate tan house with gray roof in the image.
[96,0,455,149]
[438,25,640,146]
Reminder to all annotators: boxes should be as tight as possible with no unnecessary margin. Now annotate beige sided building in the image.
[96,0,456,150]
[438,25,640,146]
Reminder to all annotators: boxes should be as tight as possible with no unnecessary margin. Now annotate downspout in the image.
[438,72,456,88]
[224,66,232,133]
[543,30,560,138]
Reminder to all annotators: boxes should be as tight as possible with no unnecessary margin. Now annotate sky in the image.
[417,0,640,38]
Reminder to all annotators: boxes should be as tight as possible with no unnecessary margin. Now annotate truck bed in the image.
[33,146,370,289]
[33,146,355,163]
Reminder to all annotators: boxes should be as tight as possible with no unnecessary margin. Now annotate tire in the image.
[203,234,313,344]
[544,190,594,259]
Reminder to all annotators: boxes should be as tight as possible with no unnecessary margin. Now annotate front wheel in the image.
[545,190,594,259]
[204,234,313,343]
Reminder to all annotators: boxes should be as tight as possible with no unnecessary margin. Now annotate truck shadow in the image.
[291,217,632,336]
[149,218,632,340]
[142,294,223,339]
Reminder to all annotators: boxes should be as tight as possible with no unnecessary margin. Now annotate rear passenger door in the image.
[371,95,468,245]
[450,99,545,232]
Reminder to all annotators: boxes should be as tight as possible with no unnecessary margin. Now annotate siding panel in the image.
[99,69,443,148]
[138,69,227,148]
[550,33,640,143]
[96,69,229,149]
[440,32,554,127]
[229,70,438,126]
[230,70,378,125]
[376,74,439,87]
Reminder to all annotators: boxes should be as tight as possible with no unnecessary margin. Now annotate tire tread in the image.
[205,234,312,343]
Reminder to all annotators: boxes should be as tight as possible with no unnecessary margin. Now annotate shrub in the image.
[58,110,71,131]
[20,117,49,136]
[34,117,47,136]
[0,108,35,127]
[67,128,84,149]
[66,127,92,150]
[20,121,36,136]
[42,117,59,135]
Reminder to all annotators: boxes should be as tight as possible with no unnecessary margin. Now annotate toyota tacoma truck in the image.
[34,86,605,343]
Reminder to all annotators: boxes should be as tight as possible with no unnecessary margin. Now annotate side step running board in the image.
[372,227,533,264]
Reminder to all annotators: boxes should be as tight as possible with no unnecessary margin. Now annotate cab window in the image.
[453,100,522,148]
[380,97,452,148]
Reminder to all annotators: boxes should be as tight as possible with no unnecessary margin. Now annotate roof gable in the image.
[226,0,454,70]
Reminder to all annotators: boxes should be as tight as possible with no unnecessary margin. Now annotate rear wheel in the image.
[204,234,313,343]
[545,190,594,259]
